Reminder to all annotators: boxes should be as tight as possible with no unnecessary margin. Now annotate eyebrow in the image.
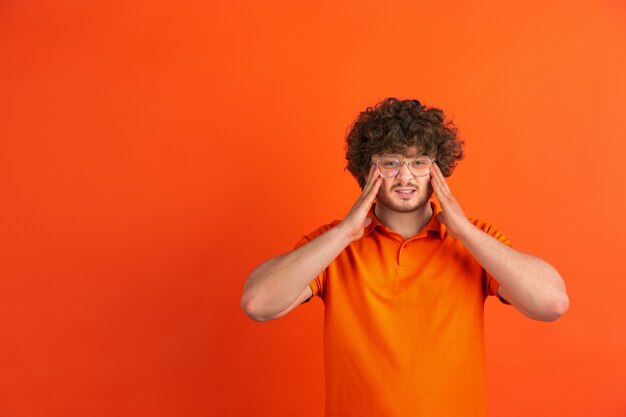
[381,153,426,158]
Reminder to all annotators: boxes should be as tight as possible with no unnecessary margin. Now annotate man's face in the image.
[370,146,435,213]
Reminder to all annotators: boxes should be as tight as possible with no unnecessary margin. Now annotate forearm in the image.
[241,225,352,320]
[458,223,569,321]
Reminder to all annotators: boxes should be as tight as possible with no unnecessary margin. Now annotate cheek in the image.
[416,177,434,196]
[380,178,395,192]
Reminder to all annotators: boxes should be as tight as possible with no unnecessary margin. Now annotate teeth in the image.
[397,190,415,194]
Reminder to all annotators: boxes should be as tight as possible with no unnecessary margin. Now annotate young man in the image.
[241,98,569,417]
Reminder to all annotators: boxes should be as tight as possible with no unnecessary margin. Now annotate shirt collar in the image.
[363,198,447,240]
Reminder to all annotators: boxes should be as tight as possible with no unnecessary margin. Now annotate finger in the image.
[431,163,451,197]
[349,166,378,219]
[362,168,381,203]
[366,175,382,202]
[430,170,444,202]
[431,164,465,219]
[430,164,441,189]
[430,168,451,206]
[436,164,452,194]
[362,164,380,196]
[361,164,375,192]
[359,168,381,210]
[430,168,440,192]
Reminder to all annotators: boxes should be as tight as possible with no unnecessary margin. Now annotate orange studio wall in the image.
[1,1,625,416]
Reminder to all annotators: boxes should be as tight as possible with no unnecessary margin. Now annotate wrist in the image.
[334,222,359,245]
[455,220,478,243]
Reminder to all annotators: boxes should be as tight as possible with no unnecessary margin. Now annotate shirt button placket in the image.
[398,241,410,271]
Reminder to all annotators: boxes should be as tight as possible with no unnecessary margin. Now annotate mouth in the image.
[394,189,416,197]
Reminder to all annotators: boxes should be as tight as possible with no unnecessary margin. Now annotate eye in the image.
[411,157,432,166]
[382,160,400,167]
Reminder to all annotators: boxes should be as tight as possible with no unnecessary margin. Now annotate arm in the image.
[459,224,569,321]
[430,163,569,322]
[241,225,352,321]
[240,164,382,322]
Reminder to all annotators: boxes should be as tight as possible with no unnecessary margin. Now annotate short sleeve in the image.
[475,220,514,305]
[292,221,339,303]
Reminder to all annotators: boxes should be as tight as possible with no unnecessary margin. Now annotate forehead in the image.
[373,146,426,158]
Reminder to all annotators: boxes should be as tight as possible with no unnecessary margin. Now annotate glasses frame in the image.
[370,155,435,178]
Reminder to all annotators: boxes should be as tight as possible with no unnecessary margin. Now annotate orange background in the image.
[1,1,625,416]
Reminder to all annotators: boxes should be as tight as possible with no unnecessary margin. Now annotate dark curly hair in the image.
[345,97,465,190]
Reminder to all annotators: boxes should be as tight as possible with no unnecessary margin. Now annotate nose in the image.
[397,161,413,182]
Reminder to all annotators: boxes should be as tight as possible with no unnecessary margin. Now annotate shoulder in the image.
[467,217,513,247]
[467,217,498,233]
[293,219,342,249]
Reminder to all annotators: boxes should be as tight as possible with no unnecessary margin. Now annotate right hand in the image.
[339,164,382,242]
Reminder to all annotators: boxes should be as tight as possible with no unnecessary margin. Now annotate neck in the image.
[374,200,434,239]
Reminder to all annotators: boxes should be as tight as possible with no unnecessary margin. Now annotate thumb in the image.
[363,216,372,227]
[436,213,445,224]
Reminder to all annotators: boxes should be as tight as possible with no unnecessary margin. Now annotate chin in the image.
[377,196,430,213]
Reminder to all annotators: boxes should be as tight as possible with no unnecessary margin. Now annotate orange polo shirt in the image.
[293,198,512,417]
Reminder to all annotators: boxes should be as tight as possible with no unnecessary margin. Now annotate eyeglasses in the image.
[370,155,434,178]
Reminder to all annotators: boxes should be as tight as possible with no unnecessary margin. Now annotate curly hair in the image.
[345,97,465,190]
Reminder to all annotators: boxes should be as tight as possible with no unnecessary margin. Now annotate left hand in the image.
[430,162,473,240]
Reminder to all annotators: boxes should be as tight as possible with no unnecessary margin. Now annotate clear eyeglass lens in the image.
[377,157,432,177]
